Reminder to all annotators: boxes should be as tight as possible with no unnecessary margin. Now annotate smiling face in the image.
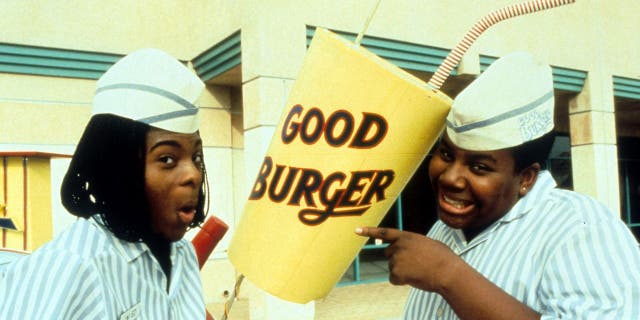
[429,134,537,240]
[144,128,204,242]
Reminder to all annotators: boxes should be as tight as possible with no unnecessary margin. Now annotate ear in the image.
[518,163,540,197]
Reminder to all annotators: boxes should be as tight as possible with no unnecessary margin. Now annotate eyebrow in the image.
[467,153,498,164]
[440,138,453,150]
[441,138,497,164]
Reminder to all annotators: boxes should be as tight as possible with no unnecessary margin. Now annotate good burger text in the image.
[249,104,396,225]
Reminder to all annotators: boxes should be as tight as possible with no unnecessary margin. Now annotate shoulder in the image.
[0,234,106,317]
[524,182,640,317]
[538,191,640,318]
[175,238,198,264]
[530,187,637,249]
[4,218,110,279]
[544,188,624,226]
[39,217,112,259]
[526,171,614,222]
[535,188,639,272]
[2,218,113,294]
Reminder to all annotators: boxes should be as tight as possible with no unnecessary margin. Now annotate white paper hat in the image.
[92,48,205,133]
[446,51,554,151]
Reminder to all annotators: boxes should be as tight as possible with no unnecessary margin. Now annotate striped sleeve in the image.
[0,249,106,319]
[539,217,640,319]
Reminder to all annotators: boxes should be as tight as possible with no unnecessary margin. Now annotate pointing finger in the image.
[355,227,401,241]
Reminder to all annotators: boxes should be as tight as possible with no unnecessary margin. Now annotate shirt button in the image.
[436,307,444,317]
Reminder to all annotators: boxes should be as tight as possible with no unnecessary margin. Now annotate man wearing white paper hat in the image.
[358,51,640,319]
[1,48,210,319]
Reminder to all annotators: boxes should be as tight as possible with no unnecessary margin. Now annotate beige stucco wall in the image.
[0,73,92,145]
[3,1,638,77]
[1,0,223,60]
[202,0,640,79]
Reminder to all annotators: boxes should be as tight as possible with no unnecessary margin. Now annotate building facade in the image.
[1,1,639,319]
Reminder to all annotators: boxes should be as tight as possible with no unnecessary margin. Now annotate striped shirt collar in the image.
[90,217,185,263]
[498,170,556,224]
[455,170,557,249]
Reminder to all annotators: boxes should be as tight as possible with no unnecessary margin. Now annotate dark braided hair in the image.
[61,113,209,242]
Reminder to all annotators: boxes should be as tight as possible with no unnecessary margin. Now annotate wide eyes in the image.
[159,155,176,166]
[155,152,203,169]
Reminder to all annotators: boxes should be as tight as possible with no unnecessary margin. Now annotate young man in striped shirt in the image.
[357,52,640,319]
[0,49,209,319]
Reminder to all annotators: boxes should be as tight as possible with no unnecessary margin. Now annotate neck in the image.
[463,228,482,242]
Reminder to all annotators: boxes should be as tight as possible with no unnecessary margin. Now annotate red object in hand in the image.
[192,216,229,320]
[192,216,229,269]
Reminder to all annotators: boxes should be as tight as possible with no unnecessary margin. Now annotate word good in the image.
[281,104,388,148]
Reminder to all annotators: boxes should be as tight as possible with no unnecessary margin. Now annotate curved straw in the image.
[355,0,383,46]
[427,0,576,90]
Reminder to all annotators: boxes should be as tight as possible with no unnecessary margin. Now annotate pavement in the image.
[207,281,410,319]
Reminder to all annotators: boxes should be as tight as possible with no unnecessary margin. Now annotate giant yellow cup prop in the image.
[228,28,452,303]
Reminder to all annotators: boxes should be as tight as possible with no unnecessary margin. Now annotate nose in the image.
[438,162,467,191]
[180,161,203,188]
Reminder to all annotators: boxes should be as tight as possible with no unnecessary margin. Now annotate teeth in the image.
[443,195,467,209]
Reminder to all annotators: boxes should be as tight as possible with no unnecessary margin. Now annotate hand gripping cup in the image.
[228,28,451,303]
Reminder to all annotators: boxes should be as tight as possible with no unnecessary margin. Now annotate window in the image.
[619,137,640,241]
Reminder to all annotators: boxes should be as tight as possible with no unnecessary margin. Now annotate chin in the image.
[165,231,187,242]
[443,221,468,230]
[438,212,470,230]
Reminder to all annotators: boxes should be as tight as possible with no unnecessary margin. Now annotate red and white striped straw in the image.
[427,0,576,90]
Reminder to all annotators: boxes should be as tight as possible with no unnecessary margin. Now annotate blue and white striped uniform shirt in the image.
[404,171,640,319]
[0,217,205,319]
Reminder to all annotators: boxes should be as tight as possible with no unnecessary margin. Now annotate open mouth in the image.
[440,193,474,214]
[178,204,197,225]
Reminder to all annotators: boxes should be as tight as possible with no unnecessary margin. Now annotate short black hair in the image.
[61,114,209,242]
[509,130,556,173]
